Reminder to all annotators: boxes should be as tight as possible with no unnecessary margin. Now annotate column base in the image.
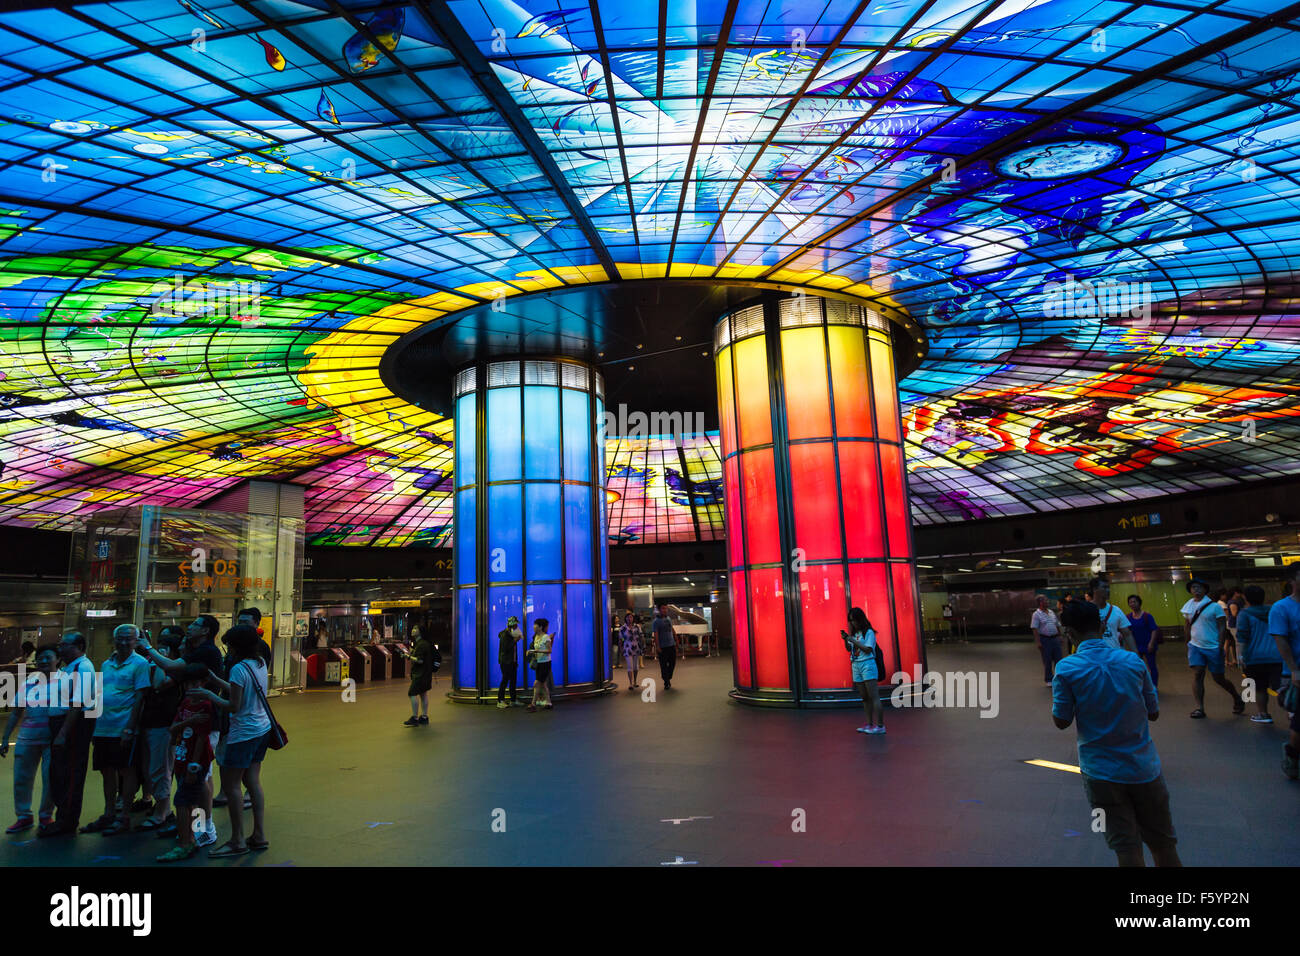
[447,680,618,704]
[729,680,920,708]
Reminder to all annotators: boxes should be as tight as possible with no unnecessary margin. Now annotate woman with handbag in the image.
[187,625,272,858]
[843,607,885,735]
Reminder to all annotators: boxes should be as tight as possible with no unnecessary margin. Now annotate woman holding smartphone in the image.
[843,607,884,735]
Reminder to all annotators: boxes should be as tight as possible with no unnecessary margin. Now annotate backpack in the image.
[874,643,888,685]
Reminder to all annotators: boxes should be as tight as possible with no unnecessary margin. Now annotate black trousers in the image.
[659,646,676,683]
[48,714,95,827]
[498,660,517,702]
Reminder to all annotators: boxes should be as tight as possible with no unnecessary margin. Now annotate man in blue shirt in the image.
[1268,564,1300,780]
[1236,585,1280,724]
[1052,601,1180,867]
[82,624,151,835]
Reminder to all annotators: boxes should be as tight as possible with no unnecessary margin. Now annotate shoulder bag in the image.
[243,660,288,750]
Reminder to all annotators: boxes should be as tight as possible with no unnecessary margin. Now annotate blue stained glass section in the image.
[487,484,522,583]
[562,388,590,482]
[565,583,594,685]
[526,584,562,687]
[454,392,476,488]
[487,585,523,689]
[487,388,521,482]
[455,587,476,689]
[525,483,562,581]
[455,488,475,586]
[564,485,593,579]
[524,386,561,479]
[602,584,611,681]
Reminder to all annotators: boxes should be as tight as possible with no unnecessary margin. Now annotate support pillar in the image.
[450,358,612,702]
[714,294,924,706]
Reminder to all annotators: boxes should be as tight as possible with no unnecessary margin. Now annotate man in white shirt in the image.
[1181,578,1243,719]
[1089,577,1135,653]
[1031,595,1065,683]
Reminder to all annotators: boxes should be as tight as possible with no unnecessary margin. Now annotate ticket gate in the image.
[306,647,350,686]
[342,645,372,683]
[367,644,392,679]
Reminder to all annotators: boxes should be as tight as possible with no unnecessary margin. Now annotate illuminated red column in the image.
[715,294,924,706]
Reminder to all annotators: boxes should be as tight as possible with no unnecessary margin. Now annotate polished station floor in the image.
[4,643,1297,867]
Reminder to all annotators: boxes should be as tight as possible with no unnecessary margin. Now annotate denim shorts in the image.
[219,731,270,769]
[1187,644,1224,673]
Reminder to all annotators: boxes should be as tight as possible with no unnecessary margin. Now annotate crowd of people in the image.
[1,610,279,862]
[1038,563,1300,866]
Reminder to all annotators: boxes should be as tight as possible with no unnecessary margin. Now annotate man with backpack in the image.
[403,627,438,726]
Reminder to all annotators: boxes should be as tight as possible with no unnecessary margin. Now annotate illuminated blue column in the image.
[451,358,611,702]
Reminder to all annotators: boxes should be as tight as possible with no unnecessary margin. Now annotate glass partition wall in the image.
[65,506,306,690]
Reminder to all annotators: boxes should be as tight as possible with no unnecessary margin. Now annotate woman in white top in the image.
[842,607,885,735]
[187,625,271,857]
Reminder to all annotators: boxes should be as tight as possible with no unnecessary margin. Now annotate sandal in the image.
[138,817,164,831]
[247,837,269,851]
[101,818,131,837]
[78,815,114,834]
[208,840,249,858]
[1189,709,1206,719]
[156,842,198,862]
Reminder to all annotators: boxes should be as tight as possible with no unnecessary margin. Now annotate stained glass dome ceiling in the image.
[1,0,1298,545]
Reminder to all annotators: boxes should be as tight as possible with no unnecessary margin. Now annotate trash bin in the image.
[368,644,392,680]
[343,645,372,683]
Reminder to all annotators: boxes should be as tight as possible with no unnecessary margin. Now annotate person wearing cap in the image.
[1181,579,1244,719]
[496,616,524,709]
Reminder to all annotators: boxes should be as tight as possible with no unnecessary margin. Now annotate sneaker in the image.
[664,680,671,689]
[403,716,419,726]
[496,701,508,709]
[5,816,33,834]
[1284,746,1299,781]
[196,820,217,847]
[38,813,53,828]
[872,725,887,735]
[856,726,873,734]
[418,715,429,725]
[1250,713,1274,724]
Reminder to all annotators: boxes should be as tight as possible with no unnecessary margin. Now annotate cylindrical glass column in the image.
[715,295,924,706]
[451,358,611,702]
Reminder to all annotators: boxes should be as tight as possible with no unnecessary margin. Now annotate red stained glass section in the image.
[890,562,922,678]
[740,448,781,565]
[749,567,789,689]
[801,564,850,689]
[837,441,883,558]
[789,441,842,560]
[731,570,751,689]
[848,562,894,682]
